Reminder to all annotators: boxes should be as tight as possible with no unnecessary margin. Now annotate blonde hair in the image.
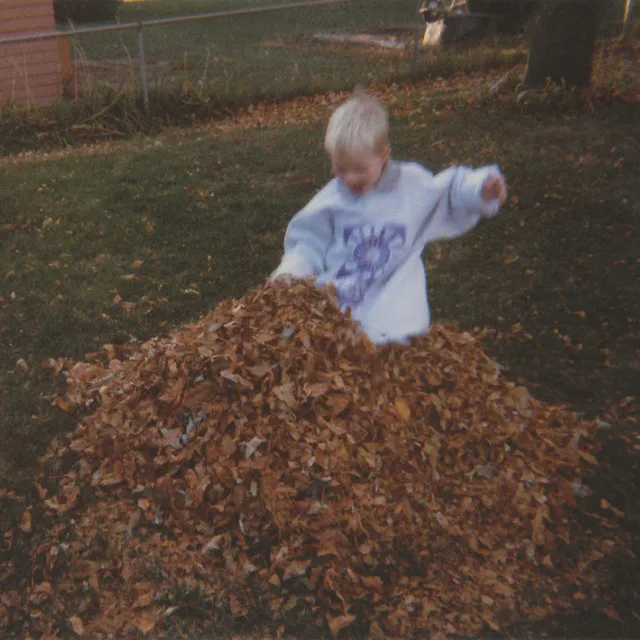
[324,89,389,155]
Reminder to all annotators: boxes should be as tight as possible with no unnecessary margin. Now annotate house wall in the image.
[0,0,62,106]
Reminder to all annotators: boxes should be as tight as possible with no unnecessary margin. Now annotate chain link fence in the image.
[2,0,532,111]
[1,0,630,112]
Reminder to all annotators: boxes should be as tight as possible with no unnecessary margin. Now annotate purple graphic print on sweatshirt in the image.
[335,223,406,306]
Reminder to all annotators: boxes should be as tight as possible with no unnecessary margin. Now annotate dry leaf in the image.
[394,397,411,421]
[269,573,281,586]
[33,582,53,595]
[328,613,356,636]
[578,450,598,465]
[229,593,247,616]
[136,616,156,634]
[68,616,84,635]
[273,383,297,409]
[18,511,32,533]
[132,591,155,609]
[55,395,71,412]
[244,436,265,459]
[283,560,311,581]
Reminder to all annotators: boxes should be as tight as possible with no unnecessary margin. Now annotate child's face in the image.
[331,146,390,196]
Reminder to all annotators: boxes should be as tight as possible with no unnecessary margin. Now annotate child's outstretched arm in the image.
[416,164,507,244]
[271,203,333,281]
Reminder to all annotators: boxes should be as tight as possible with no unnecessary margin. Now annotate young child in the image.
[271,90,507,345]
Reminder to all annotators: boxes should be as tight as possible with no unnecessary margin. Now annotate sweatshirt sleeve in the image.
[271,198,334,280]
[417,164,505,244]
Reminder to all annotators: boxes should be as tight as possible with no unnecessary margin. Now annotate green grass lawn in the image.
[71,0,424,96]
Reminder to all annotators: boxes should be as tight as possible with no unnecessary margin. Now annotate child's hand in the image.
[481,175,507,205]
[267,273,295,287]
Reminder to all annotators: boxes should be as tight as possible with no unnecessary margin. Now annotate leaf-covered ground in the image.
[1,42,639,638]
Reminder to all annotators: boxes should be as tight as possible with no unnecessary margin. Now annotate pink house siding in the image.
[0,0,62,106]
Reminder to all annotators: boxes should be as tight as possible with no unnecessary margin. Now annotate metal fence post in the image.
[137,23,149,112]
[412,0,423,75]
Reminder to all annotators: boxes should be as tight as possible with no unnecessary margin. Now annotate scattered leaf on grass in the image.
[18,511,32,533]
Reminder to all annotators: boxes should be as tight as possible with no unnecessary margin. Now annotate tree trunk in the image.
[524,0,601,89]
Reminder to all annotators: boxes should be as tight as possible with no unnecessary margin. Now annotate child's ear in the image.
[380,144,391,163]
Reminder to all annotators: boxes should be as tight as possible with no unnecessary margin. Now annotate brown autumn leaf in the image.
[328,613,356,636]
[273,383,297,409]
[269,573,281,586]
[578,450,598,465]
[247,362,272,377]
[132,587,155,609]
[158,377,185,404]
[182,381,216,406]
[361,576,382,590]
[121,559,133,582]
[44,484,79,513]
[1,591,21,608]
[325,392,351,415]
[394,397,411,421]
[229,593,247,617]
[55,394,71,412]
[602,607,622,621]
[33,582,53,595]
[68,615,84,635]
[18,511,32,533]
[283,559,311,581]
[135,616,156,634]
[600,498,625,518]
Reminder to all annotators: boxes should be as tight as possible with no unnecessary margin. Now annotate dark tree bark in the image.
[524,0,601,89]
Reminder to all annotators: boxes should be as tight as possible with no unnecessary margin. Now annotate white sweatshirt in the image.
[272,160,504,344]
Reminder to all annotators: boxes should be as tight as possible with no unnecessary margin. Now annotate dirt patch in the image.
[264,26,423,57]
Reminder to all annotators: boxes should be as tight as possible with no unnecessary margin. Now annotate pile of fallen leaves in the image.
[14,282,616,638]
